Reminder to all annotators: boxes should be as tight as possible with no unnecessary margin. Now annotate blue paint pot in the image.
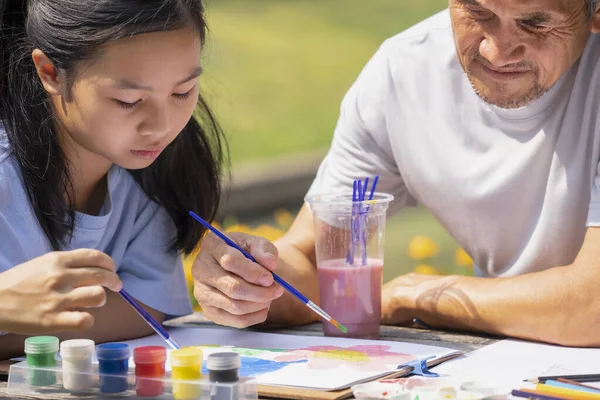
[96,343,131,393]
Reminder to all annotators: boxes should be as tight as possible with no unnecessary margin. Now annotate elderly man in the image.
[193,0,600,346]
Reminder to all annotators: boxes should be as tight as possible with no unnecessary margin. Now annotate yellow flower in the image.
[182,219,223,313]
[181,257,198,309]
[407,236,439,260]
[455,248,473,267]
[253,224,285,241]
[274,208,295,230]
[413,264,440,275]
[200,220,223,240]
[182,244,202,282]
[224,223,253,234]
[183,259,193,280]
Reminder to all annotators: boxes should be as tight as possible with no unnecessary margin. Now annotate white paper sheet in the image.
[430,338,600,389]
[117,326,460,391]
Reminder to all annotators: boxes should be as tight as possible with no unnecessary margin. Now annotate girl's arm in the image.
[0,291,163,360]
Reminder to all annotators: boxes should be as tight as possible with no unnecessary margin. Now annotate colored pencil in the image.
[545,379,600,394]
[534,383,600,399]
[530,374,600,384]
[557,378,600,392]
[511,389,568,400]
[119,289,181,349]
[188,211,348,333]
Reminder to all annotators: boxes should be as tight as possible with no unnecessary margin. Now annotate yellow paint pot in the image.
[171,347,203,400]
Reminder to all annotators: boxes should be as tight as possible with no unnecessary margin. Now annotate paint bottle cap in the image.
[206,352,241,371]
[24,336,59,355]
[133,346,167,365]
[60,339,95,360]
[171,346,203,367]
[96,343,131,360]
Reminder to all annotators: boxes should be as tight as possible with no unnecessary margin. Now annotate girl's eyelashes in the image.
[114,87,195,109]
[172,87,195,100]
[115,99,141,110]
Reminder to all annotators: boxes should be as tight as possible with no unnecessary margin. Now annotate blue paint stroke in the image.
[202,356,307,377]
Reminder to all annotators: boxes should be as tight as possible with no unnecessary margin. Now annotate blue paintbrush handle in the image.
[188,211,310,304]
[119,289,181,349]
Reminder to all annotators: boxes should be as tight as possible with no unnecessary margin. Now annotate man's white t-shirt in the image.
[307,9,600,277]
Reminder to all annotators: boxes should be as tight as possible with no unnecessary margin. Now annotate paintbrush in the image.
[188,211,348,333]
[119,289,181,349]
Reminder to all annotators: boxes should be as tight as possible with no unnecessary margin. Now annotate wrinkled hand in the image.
[382,272,444,325]
[192,232,284,328]
[0,249,121,334]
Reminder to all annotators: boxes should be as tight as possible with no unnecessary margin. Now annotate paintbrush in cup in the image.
[188,211,348,334]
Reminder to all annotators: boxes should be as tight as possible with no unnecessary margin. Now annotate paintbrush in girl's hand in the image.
[119,289,182,350]
[188,211,348,334]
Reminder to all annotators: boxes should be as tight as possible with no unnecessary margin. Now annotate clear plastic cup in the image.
[305,192,393,338]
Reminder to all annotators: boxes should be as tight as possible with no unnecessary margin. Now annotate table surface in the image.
[0,313,501,399]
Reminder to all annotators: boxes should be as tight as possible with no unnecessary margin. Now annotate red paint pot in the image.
[133,346,167,397]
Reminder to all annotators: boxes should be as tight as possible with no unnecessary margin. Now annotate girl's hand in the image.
[0,249,122,334]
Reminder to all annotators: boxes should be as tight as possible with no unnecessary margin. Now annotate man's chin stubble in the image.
[466,75,548,109]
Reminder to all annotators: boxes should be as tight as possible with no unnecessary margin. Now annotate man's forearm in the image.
[405,265,596,346]
[264,240,320,327]
[262,205,320,327]
[0,291,163,360]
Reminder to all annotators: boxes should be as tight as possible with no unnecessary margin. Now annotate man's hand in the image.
[381,272,446,325]
[192,232,284,328]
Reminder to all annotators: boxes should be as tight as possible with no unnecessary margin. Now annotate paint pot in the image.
[457,391,490,399]
[24,336,59,386]
[59,339,95,392]
[396,377,456,391]
[96,343,131,394]
[351,381,411,400]
[171,346,203,400]
[408,378,459,400]
[133,346,167,397]
[206,352,241,400]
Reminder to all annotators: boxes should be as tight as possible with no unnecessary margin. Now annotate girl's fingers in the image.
[50,310,95,331]
[57,249,116,272]
[65,267,122,292]
[62,285,108,309]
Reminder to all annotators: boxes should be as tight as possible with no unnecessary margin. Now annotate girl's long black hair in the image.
[0,0,226,254]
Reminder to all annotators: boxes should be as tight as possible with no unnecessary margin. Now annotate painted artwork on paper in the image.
[198,344,415,375]
[123,327,460,391]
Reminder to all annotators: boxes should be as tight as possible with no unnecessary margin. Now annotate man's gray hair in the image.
[588,0,599,18]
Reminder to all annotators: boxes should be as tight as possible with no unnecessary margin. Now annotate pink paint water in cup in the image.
[318,259,383,338]
[305,191,393,339]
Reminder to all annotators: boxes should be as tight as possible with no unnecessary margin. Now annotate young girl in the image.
[0,0,225,359]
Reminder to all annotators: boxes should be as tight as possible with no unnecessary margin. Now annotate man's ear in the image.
[31,49,64,96]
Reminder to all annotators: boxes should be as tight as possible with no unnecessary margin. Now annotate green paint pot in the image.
[25,336,59,387]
